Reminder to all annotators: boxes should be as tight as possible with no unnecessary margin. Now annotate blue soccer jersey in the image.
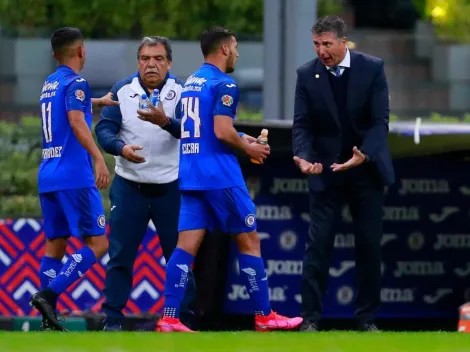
[177,63,257,235]
[38,65,95,193]
[178,63,246,190]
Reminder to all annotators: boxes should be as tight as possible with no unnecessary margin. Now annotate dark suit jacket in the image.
[292,50,395,191]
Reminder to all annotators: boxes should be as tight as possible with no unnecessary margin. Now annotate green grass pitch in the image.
[2,331,470,352]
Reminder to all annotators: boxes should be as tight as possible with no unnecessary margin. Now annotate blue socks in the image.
[162,249,271,319]
[49,247,97,295]
[39,256,63,289]
[163,248,194,318]
[238,253,271,316]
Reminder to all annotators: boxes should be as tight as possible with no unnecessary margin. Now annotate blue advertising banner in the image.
[2,153,470,319]
[224,154,470,318]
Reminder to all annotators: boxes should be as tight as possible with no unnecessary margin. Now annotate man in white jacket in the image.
[95,36,195,331]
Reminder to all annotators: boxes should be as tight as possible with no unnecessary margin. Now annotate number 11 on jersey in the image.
[41,101,53,143]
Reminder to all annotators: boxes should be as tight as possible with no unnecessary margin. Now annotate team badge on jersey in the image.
[221,95,233,107]
[97,214,106,228]
[166,90,176,100]
[245,214,255,227]
[75,89,85,101]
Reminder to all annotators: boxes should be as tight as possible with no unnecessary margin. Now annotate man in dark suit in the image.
[292,16,395,332]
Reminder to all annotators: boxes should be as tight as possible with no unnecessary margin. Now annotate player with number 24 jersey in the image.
[178,63,257,236]
[158,27,302,333]
[178,64,244,190]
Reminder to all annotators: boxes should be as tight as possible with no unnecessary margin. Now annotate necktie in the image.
[330,66,342,77]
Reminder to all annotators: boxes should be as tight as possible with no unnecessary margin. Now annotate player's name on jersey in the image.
[42,146,63,159]
[182,142,200,154]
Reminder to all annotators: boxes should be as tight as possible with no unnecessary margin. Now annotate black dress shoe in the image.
[300,321,319,332]
[40,317,65,331]
[359,323,379,332]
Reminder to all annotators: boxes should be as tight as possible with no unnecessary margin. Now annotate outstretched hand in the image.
[293,156,323,175]
[330,146,366,172]
[92,92,120,107]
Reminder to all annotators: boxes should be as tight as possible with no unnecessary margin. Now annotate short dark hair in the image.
[200,26,235,58]
[51,27,84,56]
[137,36,173,61]
[312,16,347,39]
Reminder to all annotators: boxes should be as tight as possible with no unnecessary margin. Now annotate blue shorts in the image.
[179,186,257,235]
[39,187,106,239]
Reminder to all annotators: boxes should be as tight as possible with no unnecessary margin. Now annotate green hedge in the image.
[0,117,114,218]
[2,111,470,217]
[423,0,470,44]
[0,0,344,40]
[413,0,427,19]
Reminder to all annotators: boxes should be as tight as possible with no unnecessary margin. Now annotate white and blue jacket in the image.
[95,72,182,184]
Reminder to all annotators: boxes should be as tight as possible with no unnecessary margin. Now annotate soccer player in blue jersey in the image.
[30,27,116,331]
[156,26,303,332]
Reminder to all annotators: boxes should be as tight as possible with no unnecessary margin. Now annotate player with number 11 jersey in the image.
[38,66,95,191]
[31,27,113,332]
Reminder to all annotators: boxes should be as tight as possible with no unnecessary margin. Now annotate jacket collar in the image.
[130,71,170,96]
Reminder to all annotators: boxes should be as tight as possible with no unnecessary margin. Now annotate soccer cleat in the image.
[156,316,196,333]
[30,292,67,332]
[254,311,303,332]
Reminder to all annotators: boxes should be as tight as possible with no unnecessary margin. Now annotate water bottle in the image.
[150,89,160,106]
[250,128,269,164]
[139,93,150,111]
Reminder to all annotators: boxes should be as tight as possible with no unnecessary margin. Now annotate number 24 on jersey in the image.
[181,97,201,139]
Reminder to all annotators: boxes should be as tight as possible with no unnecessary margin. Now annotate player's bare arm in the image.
[214,115,270,162]
[91,92,120,107]
[68,110,110,189]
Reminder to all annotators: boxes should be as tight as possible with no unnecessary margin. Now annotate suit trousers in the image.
[301,165,384,324]
[102,174,196,325]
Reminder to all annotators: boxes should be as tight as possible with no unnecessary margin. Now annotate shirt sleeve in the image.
[162,96,181,139]
[65,78,89,112]
[174,98,182,120]
[212,80,239,119]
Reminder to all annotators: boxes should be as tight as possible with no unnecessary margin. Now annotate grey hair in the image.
[137,36,173,61]
[312,16,347,39]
